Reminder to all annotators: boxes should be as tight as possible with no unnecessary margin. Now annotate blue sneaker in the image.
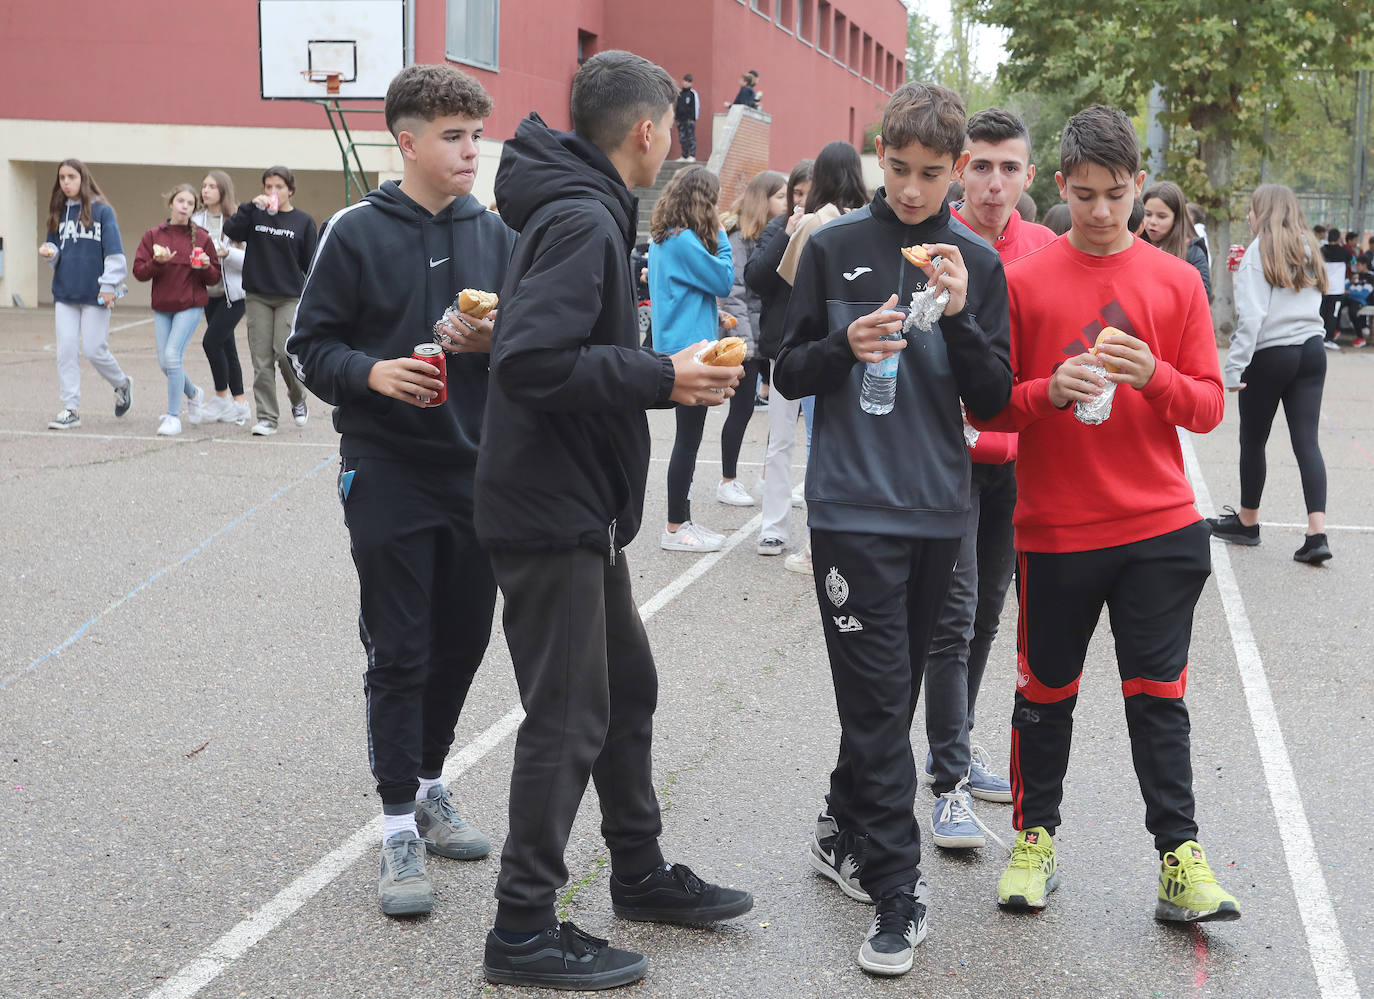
[968,744,1012,803]
[931,783,985,849]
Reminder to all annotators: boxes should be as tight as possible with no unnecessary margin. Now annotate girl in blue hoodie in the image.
[648,166,735,552]
[39,159,133,430]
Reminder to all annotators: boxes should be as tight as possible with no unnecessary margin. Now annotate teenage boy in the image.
[286,64,514,918]
[919,107,1057,851]
[474,50,751,990]
[972,105,1240,924]
[774,82,1012,976]
[224,165,317,436]
[674,73,699,160]
[1319,227,1354,348]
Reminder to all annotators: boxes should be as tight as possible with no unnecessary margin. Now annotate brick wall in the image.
[714,110,772,212]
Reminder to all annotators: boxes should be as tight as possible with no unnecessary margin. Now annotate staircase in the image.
[631,158,695,244]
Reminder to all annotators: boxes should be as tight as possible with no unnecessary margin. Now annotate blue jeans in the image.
[154,307,203,416]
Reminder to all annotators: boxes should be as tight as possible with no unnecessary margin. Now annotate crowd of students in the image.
[43,46,1353,988]
[38,162,317,436]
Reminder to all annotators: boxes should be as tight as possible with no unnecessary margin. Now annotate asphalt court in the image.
[1,305,1370,998]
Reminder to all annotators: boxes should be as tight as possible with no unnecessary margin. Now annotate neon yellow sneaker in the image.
[997,827,1059,910]
[1155,841,1241,922]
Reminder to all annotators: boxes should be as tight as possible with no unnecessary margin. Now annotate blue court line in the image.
[1,455,336,692]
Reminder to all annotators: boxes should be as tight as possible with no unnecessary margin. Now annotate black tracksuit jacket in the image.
[475,113,677,557]
[773,193,1012,539]
[286,181,516,465]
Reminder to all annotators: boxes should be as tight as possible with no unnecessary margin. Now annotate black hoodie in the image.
[286,181,516,465]
[773,192,1011,539]
[475,113,677,558]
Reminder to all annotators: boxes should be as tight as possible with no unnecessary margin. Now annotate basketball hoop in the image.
[301,69,344,95]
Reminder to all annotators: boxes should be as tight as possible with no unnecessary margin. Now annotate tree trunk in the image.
[1201,133,1236,345]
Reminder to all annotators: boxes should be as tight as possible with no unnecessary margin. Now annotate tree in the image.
[959,0,1374,336]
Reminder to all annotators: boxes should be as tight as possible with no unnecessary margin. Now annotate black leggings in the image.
[667,404,708,524]
[203,295,246,396]
[1319,295,1342,338]
[1237,335,1327,513]
[721,357,763,479]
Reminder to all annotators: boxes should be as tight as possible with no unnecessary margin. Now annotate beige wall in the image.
[1,118,502,309]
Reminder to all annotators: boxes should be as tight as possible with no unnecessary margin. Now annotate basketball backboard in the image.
[259,0,407,100]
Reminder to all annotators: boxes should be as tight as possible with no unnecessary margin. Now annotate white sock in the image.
[416,776,443,801]
[382,812,418,846]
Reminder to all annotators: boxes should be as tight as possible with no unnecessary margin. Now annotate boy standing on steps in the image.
[971,105,1241,924]
[774,81,1012,977]
[475,50,750,991]
[287,64,515,918]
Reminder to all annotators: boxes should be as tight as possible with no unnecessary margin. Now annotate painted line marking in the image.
[1260,521,1374,534]
[1181,429,1360,999]
[146,513,764,999]
[1,456,336,691]
[110,317,156,332]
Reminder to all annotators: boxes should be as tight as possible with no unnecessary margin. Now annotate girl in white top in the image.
[192,170,250,424]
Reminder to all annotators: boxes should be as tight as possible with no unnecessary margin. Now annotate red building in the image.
[1,0,905,308]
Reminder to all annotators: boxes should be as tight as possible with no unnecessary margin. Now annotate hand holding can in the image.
[267,192,280,216]
[1226,244,1245,272]
[412,343,447,406]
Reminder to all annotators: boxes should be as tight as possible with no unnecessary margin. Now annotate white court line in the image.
[0,428,335,448]
[148,512,764,999]
[110,317,156,332]
[1261,521,1374,534]
[1181,430,1360,999]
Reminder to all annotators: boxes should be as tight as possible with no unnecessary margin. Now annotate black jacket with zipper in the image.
[773,192,1011,539]
[475,112,677,557]
[285,180,515,465]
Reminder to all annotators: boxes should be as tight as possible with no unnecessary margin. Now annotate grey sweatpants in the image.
[55,302,127,412]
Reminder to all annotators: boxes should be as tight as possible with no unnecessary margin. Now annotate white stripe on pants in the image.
[761,388,804,544]
[55,302,127,412]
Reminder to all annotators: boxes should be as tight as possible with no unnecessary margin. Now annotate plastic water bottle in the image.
[860,334,901,415]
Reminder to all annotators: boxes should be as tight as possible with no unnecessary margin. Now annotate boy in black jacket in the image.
[475,50,751,991]
[773,82,1011,977]
[286,65,514,919]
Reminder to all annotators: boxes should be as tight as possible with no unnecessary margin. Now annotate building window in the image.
[862,33,872,79]
[446,0,498,70]
[849,23,860,72]
[833,12,846,64]
[750,0,770,18]
[798,0,812,40]
[817,1,831,52]
[778,0,794,32]
[873,42,884,88]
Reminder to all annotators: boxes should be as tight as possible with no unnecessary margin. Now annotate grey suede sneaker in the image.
[415,784,492,860]
[378,830,433,916]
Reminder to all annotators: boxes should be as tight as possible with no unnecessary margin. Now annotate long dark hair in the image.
[1141,181,1192,259]
[804,141,867,214]
[46,158,107,234]
[650,166,721,254]
[786,158,814,215]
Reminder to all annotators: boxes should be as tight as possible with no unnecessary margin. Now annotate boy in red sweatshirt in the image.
[974,105,1241,923]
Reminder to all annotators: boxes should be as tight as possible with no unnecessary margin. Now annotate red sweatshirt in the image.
[951,207,1057,465]
[972,235,1223,553]
[132,221,221,312]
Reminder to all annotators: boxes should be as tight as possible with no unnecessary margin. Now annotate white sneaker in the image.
[791,486,806,509]
[784,541,812,575]
[200,394,231,422]
[184,386,205,424]
[47,409,81,430]
[251,420,278,436]
[661,521,724,552]
[156,414,182,436]
[757,536,785,556]
[223,400,251,425]
[716,479,757,506]
[695,522,727,543]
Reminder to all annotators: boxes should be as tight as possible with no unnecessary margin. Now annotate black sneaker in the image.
[857,879,929,976]
[1293,533,1332,565]
[808,810,872,903]
[1205,506,1260,546]
[609,862,753,924]
[483,922,647,990]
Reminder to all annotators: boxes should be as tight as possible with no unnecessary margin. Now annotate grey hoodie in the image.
[1224,238,1325,388]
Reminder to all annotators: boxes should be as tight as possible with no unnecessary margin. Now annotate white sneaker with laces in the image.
[784,541,812,574]
[224,400,251,425]
[251,420,278,437]
[292,401,309,426]
[661,521,724,552]
[200,394,231,422]
[156,414,182,436]
[184,386,205,424]
[716,479,756,507]
[48,409,81,430]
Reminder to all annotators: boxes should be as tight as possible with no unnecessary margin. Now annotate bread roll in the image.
[900,245,931,268]
[702,336,746,367]
[1090,326,1124,373]
[458,288,498,318]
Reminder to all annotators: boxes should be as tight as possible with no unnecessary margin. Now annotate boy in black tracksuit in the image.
[474,50,751,992]
[286,66,514,918]
[773,82,1011,977]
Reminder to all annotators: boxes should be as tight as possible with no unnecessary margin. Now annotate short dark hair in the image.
[384,64,493,137]
[881,82,966,159]
[262,165,295,194]
[683,73,693,83]
[1346,230,1359,242]
[571,50,675,153]
[1060,105,1139,181]
[1328,227,1342,243]
[1128,197,1145,232]
[966,107,1031,159]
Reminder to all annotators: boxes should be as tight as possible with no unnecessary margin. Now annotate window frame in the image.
[445,0,500,71]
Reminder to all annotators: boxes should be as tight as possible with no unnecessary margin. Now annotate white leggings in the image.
[55,302,127,412]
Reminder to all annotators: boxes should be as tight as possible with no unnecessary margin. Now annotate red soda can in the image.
[412,343,446,406]
[1227,244,1245,272]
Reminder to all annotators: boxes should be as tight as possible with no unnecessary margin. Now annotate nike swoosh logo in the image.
[429,257,450,268]
[843,267,871,281]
